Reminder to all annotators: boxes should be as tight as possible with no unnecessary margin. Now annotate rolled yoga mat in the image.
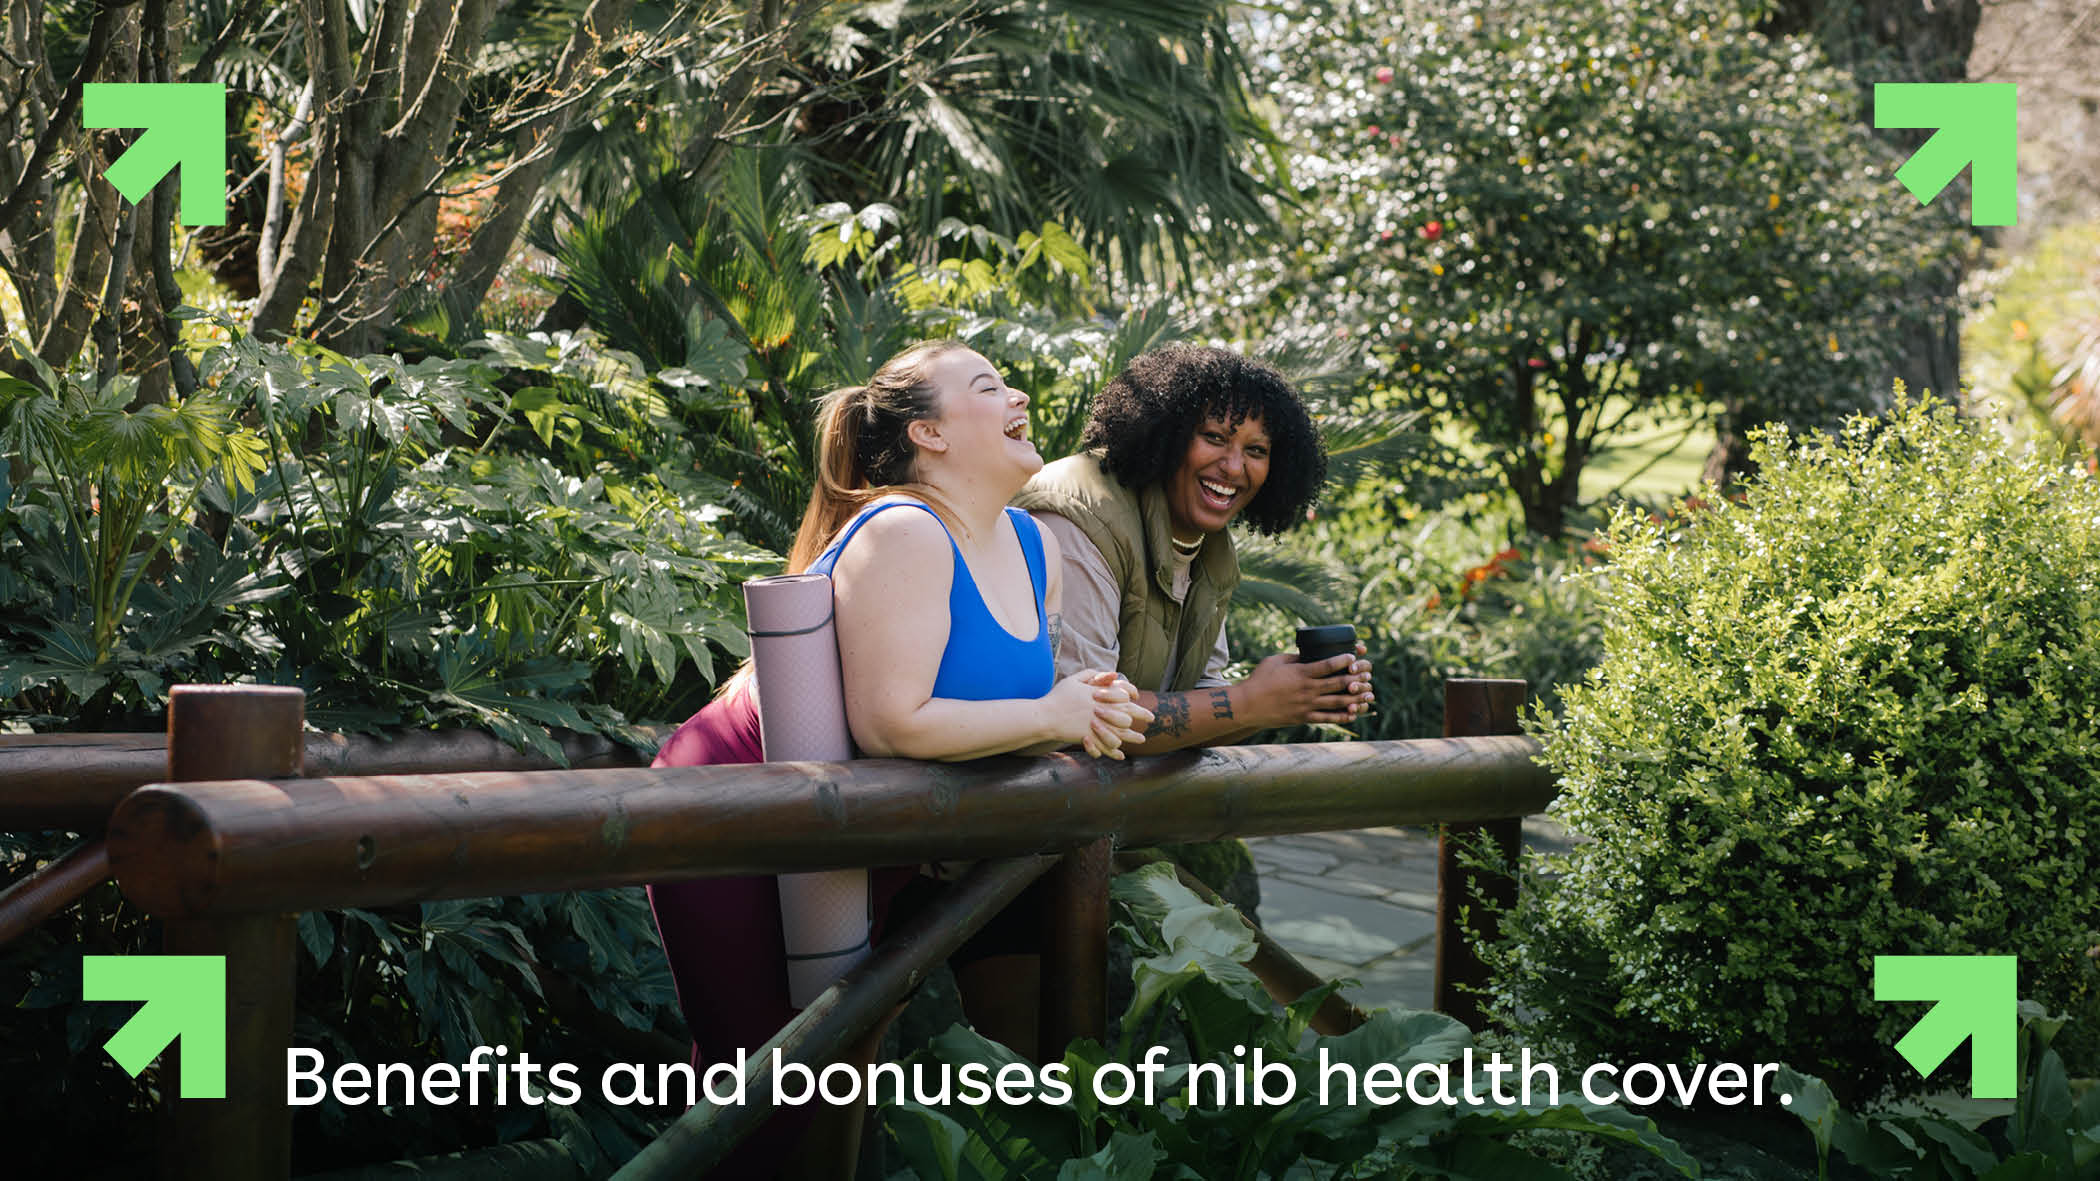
[743,573,871,1007]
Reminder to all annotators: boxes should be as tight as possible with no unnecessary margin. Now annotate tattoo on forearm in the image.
[1148,692,1191,737]
[1208,688,1233,721]
[1046,611,1063,658]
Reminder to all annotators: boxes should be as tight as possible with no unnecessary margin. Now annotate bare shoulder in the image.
[856,500,951,547]
[831,501,953,583]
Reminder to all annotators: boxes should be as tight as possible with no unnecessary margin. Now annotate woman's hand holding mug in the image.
[1239,626,1375,728]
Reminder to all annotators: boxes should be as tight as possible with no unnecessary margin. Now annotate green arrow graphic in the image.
[1874,954,2016,1098]
[1873,83,2016,226]
[82,83,227,226]
[83,954,226,1099]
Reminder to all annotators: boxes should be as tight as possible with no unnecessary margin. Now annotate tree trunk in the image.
[442,0,638,328]
[305,0,495,354]
[1520,494,1567,538]
[0,0,58,335]
[1,0,134,374]
[1701,402,1754,489]
[125,0,187,405]
[251,6,340,341]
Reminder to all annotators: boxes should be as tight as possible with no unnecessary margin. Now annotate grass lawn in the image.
[1579,412,1714,503]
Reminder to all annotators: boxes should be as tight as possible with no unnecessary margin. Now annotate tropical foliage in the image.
[547,146,1135,555]
[887,862,1702,1180]
[1,330,767,738]
[775,0,1282,278]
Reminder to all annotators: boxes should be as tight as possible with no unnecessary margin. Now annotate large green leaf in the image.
[887,1102,993,1181]
[1055,1130,1165,1181]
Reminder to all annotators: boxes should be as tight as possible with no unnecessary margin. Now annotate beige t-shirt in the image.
[1031,511,1230,693]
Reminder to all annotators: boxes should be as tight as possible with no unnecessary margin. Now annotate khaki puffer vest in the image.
[1012,452,1238,694]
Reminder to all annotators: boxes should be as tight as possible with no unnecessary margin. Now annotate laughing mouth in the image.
[1004,418,1029,441]
[1199,478,1239,505]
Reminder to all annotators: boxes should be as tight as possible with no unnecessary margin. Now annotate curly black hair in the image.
[1080,345,1325,535]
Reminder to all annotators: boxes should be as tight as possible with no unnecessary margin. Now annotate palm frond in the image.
[1100,304,1190,378]
[1318,407,1437,490]
[1230,533,1349,624]
[790,0,1283,281]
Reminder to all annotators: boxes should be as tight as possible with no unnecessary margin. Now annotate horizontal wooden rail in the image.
[106,735,1552,919]
[0,727,661,831]
[0,838,109,945]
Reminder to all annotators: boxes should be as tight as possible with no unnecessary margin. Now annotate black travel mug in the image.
[1295,624,1357,667]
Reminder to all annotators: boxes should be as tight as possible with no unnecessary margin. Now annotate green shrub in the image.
[1495,395,2100,1102]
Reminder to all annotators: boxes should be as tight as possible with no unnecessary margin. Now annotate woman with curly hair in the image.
[1013,345,1372,751]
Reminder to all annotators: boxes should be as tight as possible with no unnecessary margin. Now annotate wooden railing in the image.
[1,679,1552,1179]
[0,722,658,831]
[0,704,660,948]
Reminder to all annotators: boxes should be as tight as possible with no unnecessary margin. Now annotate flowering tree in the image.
[1244,0,1964,534]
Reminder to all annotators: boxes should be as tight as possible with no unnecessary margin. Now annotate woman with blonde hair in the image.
[648,339,1149,1177]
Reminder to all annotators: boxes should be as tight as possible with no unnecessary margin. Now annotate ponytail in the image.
[786,384,881,574]
[785,340,972,574]
[721,341,971,702]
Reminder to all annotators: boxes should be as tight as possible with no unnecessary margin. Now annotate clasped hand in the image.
[1051,668,1151,760]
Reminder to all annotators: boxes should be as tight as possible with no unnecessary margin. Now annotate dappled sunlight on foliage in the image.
[1208,0,1964,534]
[1963,217,2100,455]
[1,330,769,740]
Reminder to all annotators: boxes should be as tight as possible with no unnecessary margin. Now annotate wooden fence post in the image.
[1037,836,1111,1063]
[1433,679,1528,1029]
[156,685,303,1181]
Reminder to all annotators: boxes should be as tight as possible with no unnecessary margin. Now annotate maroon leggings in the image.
[645,685,913,1177]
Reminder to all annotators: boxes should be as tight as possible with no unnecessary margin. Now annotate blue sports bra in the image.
[809,501,1055,701]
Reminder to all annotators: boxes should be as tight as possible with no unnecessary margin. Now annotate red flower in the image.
[1367,124,1383,138]
[1421,219,1443,240]
[1527,357,1547,369]
[1375,66,1395,84]
[1380,229,1394,242]
[1458,548,1523,598]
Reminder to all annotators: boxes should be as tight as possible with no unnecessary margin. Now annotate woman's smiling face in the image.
[921,348,1041,480]
[1165,412,1270,538]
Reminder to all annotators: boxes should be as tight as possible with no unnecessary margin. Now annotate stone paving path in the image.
[1244,819,1574,1014]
